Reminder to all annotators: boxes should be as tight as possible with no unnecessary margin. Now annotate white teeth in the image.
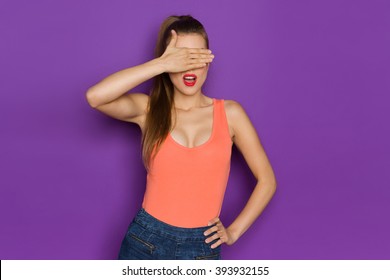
[184,77,196,80]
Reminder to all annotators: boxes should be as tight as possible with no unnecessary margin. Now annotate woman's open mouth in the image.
[183,74,197,87]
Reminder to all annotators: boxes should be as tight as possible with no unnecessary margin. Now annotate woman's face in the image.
[168,33,209,96]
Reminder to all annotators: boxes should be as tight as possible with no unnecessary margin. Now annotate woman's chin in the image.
[175,87,202,96]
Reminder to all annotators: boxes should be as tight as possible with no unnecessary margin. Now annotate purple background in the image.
[1,0,389,260]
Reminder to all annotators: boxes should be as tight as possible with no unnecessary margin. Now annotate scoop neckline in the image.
[168,98,216,150]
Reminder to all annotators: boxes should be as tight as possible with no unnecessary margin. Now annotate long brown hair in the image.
[141,15,209,171]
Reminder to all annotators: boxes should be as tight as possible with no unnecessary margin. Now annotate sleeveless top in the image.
[141,98,233,228]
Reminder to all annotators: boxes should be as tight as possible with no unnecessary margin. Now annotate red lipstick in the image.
[183,74,197,87]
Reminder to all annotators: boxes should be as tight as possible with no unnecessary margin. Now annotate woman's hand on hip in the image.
[159,30,214,73]
[203,217,237,249]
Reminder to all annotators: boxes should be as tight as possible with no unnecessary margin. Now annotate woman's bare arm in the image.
[204,100,277,248]
[85,58,165,124]
[225,100,277,241]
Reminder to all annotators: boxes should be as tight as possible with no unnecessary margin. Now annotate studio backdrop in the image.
[1,0,389,259]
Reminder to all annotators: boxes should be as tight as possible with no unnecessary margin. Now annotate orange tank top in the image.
[141,98,233,228]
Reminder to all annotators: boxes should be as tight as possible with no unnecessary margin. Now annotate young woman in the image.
[86,15,277,260]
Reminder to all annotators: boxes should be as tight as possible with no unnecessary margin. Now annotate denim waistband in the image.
[133,208,214,242]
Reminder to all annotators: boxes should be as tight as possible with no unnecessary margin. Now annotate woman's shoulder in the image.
[219,99,249,140]
[220,98,246,117]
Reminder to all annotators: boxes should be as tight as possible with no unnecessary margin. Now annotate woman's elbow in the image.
[265,177,277,194]
[85,88,100,108]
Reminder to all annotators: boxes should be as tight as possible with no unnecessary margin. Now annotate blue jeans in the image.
[118,208,222,260]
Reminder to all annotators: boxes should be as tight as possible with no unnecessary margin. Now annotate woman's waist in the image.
[141,196,223,228]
